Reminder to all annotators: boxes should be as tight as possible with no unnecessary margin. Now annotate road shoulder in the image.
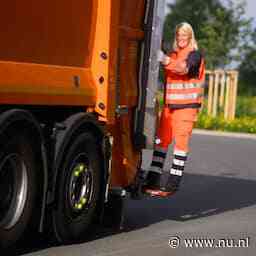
[193,129,256,140]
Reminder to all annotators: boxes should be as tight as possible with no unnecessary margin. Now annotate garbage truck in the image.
[0,0,165,248]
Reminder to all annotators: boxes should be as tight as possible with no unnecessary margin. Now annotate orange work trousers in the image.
[156,106,199,153]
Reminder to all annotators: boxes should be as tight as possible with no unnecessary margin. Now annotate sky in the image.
[165,0,256,24]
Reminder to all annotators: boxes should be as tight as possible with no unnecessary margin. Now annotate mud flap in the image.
[102,187,127,230]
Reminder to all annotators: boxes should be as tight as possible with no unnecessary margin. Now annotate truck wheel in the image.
[52,132,102,244]
[0,134,36,248]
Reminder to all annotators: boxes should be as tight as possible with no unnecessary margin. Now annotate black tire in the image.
[52,132,102,244]
[0,134,36,249]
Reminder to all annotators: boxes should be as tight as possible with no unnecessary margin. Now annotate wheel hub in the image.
[68,160,93,213]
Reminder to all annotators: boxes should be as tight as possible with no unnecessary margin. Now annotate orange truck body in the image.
[0,0,167,248]
[0,0,147,187]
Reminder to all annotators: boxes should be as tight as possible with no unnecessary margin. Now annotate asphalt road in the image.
[6,133,256,256]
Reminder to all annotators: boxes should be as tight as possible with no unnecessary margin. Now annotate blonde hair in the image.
[173,22,198,50]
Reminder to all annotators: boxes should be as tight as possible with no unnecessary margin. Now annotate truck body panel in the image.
[0,0,111,120]
[0,63,96,106]
[0,0,95,67]
[0,0,164,187]
[0,1,165,247]
[0,0,165,188]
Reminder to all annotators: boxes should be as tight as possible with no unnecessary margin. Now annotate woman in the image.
[143,22,205,197]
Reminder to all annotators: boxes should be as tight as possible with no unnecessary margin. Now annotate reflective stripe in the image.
[166,93,203,100]
[152,156,165,163]
[167,83,203,90]
[149,166,162,174]
[152,161,163,168]
[174,149,187,157]
[168,103,201,109]
[173,159,185,166]
[155,146,168,154]
[170,168,183,176]
[153,150,166,158]
[174,154,187,161]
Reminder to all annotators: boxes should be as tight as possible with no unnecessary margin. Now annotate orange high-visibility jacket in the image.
[164,47,205,109]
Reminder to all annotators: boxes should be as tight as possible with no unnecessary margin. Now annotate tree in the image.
[238,29,256,95]
[163,0,252,69]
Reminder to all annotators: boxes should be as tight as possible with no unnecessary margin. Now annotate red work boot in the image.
[143,171,175,198]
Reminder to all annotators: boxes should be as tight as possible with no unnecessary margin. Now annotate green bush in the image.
[196,96,256,133]
[200,96,256,118]
[195,113,256,134]
[236,96,256,118]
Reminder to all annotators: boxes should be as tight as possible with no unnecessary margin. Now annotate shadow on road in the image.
[3,173,256,255]
[124,173,256,229]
